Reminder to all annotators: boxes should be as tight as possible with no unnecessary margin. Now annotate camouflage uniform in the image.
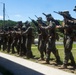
[62,11,75,68]
[39,14,61,64]
[21,26,26,55]
[2,31,8,51]
[23,21,34,58]
[32,18,47,60]
[7,27,13,53]
[11,27,18,54]
[16,21,23,55]
[0,31,3,50]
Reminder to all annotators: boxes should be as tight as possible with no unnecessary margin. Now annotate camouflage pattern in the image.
[39,21,61,63]
[32,18,47,60]
[60,11,76,68]
[23,21,34,58]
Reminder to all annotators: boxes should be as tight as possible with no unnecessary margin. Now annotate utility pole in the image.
[0,2,5,29]
[3,3,5,28]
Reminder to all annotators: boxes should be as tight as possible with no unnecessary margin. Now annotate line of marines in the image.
[0,10,76,69]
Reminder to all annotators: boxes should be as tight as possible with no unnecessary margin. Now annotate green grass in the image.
[31,44,76,62]
[32,44,40,58]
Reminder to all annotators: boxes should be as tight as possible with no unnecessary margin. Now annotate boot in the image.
[61,64,67,69]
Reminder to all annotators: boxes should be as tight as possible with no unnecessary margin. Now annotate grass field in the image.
[31,44,76,62]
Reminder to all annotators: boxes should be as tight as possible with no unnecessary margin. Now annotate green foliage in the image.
[0,20,17,28]
[0,20,4,27]
[58,20,63,25]
[5,20,17,27]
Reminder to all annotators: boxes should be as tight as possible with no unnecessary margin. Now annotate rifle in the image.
[42,13,47,16]
[35,15,38,19]
[73,6,76,12]
[54,11,76,24]
[54,11,74,20]
[28,17,32,20]
[35,15,43,23]
[28,17,38,27]
[53,11,60,14]
[54,11,67,18]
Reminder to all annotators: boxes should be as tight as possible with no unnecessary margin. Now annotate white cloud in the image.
[0,15,3,19]
[15,14,22,17]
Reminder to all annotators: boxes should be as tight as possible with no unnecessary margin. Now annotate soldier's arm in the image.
[23,27,32,34]
[38,22,50,29]
[38,21,53,30]
[56,25,62,29]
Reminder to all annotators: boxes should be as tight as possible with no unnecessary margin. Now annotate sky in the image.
[0,0,76,22]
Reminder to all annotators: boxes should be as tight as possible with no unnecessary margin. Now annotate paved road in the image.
[55,42,76,45]
[0,52,75,75]
[34,41,76,46]
[0,73,3,75]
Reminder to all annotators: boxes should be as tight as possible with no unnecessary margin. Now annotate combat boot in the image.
[45,59,50,64]
[56,59,62,64]
[38,58,45,61]
[71,63,76,69]
[61,64,67,69]
[71,61,76,69]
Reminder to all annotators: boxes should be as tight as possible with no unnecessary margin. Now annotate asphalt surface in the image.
[0,52,75,75]
[0,73,2,75]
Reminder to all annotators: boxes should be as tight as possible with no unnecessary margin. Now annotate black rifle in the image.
[28,17,32,20]
[42,13,47,16]
[54,11,76,30]
[29,17,38,27]
[35,15,38,19]
[73,6,76,12]
[54,11,75,20]
[42,12,60,25]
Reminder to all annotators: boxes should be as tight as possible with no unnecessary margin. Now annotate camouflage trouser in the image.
[63,35,75,65]
[3,41,7,51]
[46,38,60,63]
[0,39,3,50]
[38,39,46,59]
[12,41,18,54]
[26,38,33,58]
[21,42,26,55]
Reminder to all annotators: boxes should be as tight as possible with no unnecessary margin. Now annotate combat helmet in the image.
[60,11,71,18]
[46,14,52,17]
[46,14,54,21]
[17,21,23,28]
[25,21,30,28]
[37,17,42,21]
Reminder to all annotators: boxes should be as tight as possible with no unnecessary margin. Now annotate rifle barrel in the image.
[28,17,32,20]
[35,15,38,18]
[53,11,59,14]
[42,13,46,16]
